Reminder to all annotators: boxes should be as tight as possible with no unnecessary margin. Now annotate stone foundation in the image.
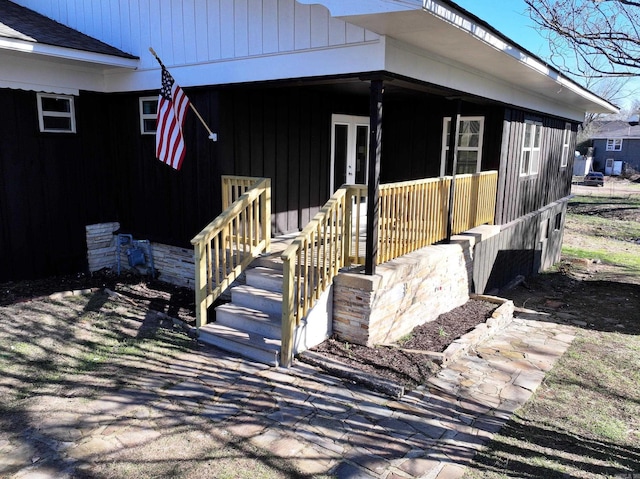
[85,222,195,289]
[333,236,474,347]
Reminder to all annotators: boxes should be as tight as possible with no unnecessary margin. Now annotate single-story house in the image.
[0,0,617,365]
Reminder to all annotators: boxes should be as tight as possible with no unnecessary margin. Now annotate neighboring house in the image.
[589,120,640,174]
[0,0,617,364]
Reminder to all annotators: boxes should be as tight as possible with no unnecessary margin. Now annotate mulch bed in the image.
[309,299,497,390]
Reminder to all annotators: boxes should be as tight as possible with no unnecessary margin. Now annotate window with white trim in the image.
[520,121,541,176]
[606,138,622,151]
[37,93,76,133]
[440,116,485,175]
[561,123,571,168]
[139,97,158,134]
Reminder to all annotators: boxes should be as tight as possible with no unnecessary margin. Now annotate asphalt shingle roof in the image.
[590,120,640,139]
[0,0,137,59]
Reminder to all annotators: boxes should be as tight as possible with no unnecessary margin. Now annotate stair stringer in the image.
[292,283,333,356]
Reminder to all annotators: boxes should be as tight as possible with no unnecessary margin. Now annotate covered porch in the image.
[192,170,498,367]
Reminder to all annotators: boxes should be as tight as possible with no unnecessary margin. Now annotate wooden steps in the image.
[197,262,285,366]
[197,252,332,367]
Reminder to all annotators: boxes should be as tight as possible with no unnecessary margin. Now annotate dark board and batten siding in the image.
[0,89,118,281]
[106,89,224,248]
[219,86,367,234]
[0,88,223,281]
[496,108,576,225]
[473,199,568,294]
[1,81,577,285]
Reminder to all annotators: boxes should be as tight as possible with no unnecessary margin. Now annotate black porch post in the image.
[365,79,384,275]
[446,99,462,242]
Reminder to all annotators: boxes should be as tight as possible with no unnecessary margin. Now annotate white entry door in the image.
[330,114,369,192]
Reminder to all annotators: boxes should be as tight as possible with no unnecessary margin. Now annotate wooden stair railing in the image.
[280,185,365,367]
[191,176,271,328]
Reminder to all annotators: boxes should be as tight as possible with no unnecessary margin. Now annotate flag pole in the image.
[149,47,217,141]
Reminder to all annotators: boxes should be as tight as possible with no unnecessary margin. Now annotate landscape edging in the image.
[300,295,515,398]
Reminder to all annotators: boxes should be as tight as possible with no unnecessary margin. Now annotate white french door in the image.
[330,114,369,192]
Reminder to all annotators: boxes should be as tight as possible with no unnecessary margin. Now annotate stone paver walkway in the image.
[3,310,574,479]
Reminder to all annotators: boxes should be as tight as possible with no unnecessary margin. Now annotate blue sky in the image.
[452,1,553,62]
[452,1,638,109]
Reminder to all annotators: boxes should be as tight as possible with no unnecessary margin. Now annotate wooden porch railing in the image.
[450,171,498,235]
[378,177,450,263]
[191,176,271,328]
[377,171,498,262]
[280,171,497,366]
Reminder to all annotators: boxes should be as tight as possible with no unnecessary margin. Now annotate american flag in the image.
[156,66,190,170]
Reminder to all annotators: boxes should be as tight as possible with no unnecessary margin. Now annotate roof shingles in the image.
[0,0,137,59]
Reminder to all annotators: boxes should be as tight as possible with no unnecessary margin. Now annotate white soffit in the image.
[0,49,129,95]
[0,36,139,69]
[302,0,617,115]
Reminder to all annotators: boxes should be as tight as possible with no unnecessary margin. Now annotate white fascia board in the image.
[104,40,385,92]
[0,37,139,69]
[383,37,589,121]
[296,0,421,16]
[321,0,616,115]
[420,0,617,114]
[0,50,112,95]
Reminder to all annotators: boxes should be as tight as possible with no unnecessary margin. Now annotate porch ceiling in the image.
[301,0,618,115]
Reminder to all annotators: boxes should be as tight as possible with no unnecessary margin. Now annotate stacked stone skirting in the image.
[85,222,195,289]
[331,226,501,347]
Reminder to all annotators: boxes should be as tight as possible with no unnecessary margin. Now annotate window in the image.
[441,116,484,175]
[561,123,571,168]
[520,121,541,176]
[606,138,622,151]
[554,212,562,231]
[37,93,76,133]
[140,97,158,134]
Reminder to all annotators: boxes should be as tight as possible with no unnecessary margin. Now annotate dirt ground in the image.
[2,177,638,394]
[1,178,638,478]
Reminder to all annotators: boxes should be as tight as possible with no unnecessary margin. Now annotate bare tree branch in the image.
[525,0,640,76]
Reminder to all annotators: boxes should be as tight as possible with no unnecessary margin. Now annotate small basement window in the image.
[140,97,158,134]
[37,93,76,133]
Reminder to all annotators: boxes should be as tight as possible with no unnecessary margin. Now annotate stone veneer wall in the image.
[332,228,500,347]
[85,222,195,289]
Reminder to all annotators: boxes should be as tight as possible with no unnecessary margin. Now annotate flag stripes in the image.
[156,66,190,170]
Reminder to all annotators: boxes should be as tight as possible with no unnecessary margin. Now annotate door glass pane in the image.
[333,124,348,189]
[444,119,451,148]
[521,150,530,175]
[355,125,368,184]
[533,124,541,148]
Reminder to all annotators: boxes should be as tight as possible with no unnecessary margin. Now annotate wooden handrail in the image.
[191,177,271,328]
[281,186,357,366]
